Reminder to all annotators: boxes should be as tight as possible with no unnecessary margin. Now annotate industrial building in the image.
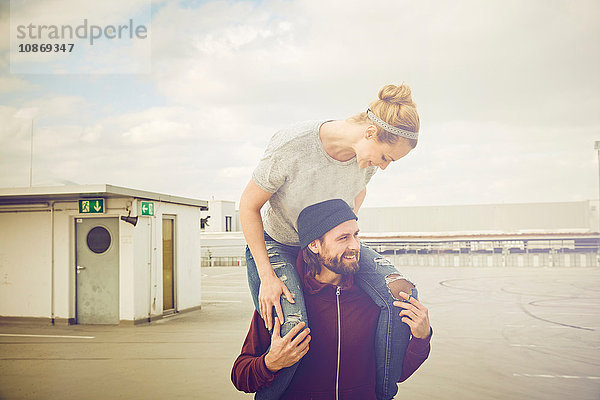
[0,185,208,325]
[200,200,600,268]
[359,200,599,268]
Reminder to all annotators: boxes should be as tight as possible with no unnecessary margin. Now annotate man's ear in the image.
[308,240,320,254]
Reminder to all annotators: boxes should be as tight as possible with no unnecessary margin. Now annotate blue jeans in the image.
[246,233,412,400]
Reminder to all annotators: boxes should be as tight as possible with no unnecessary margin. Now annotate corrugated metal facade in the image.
[356,200,597,234]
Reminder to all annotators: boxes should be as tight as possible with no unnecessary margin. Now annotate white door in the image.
[162,217,175,312]
[75,217,119,324]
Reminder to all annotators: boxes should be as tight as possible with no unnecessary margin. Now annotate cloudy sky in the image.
[1,0,599,208]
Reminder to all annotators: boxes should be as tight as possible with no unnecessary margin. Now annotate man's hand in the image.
[393,292,431,339]
[264,318,311,373]
[259,274,295,330]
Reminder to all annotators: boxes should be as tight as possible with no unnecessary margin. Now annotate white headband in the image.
[366,109,418,140]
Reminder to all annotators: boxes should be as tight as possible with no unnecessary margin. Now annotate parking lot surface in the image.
[1,266,599,399]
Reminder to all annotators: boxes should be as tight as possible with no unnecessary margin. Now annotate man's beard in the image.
[319,249,360,276]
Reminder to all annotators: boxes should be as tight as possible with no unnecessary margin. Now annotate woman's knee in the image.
[385,274,415,300]
[278,302,307,334]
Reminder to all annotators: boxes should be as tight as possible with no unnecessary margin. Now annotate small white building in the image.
[199,199,244,267]
[203,199,238,232]
[0,184,208,325]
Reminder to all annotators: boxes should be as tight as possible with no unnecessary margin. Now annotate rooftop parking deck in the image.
[1,265,599,399]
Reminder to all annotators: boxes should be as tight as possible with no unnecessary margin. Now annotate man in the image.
[232,199,432,399]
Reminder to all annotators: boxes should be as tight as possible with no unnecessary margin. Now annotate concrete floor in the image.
[1,266,599,400]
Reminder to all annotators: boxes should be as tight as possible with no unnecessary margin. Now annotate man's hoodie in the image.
[231,253,431,399]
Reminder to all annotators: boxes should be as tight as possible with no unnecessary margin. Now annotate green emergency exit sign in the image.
[141,201,154,216]
[79,199,104,214]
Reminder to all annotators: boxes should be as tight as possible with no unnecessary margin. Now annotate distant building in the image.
[200,200,600,268]
[202,199,238,232]
[358,200,599,268]
[356,201,597,233]
[0,184,208,325]
[200,199,244,266]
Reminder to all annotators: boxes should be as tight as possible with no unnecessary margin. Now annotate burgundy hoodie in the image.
[232,253,432,399]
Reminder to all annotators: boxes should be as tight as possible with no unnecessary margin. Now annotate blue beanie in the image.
[297,199,358,249]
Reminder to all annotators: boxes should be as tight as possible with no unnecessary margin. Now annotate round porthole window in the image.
[87,226,112,254]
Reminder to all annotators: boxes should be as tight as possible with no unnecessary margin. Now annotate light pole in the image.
[595,141,600,265]
[596,141,600,232]
[29,119,34,187]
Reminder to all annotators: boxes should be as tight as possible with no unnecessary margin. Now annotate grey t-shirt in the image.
[252,120,378,246]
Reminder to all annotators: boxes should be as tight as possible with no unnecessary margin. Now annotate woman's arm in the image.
[240,179,274,279]
[354,187,367,213]
[239,179,294,330]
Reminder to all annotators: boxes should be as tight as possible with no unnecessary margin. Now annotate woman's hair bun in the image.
[378,84,415,107]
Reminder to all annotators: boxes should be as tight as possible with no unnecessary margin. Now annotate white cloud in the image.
[0,106,33,149]
[364,119,599,207]
[218,166,252,179]
[122,119,191,144]
[80,124,104,144]
[0,97,91,138]
[0,76,36,93]
[147,0,600,128]
[1,0,599,206]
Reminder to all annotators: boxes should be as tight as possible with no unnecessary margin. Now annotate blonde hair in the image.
[350,84,420,148]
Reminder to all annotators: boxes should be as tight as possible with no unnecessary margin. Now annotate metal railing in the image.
[200,237,600,268]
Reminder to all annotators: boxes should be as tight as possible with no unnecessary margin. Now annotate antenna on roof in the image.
[29,119,34,187]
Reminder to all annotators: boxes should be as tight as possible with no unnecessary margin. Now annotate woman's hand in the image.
[259,273,295,330]
[264,318,311,372]
[393,292,431,339]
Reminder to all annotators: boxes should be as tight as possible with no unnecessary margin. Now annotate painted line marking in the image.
[203,285,249,289]
[203,300,242,303]
[504,312,599,316]
[203,291,249,294]
[510,344,600,349]
[0,334,95,339]
[203,271,244,279]
[542,313,599,316]
[548,326,598,329]
[506,325,598,329]
[513,373,600,380]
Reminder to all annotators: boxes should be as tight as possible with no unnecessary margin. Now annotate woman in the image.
[239,83,420,399]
